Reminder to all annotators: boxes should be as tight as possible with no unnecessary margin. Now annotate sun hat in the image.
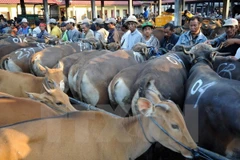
[223,18,238,27]
[20,18,28,23]
[94,18,104,24]
[124,15,139,24]
[105,18,116,24]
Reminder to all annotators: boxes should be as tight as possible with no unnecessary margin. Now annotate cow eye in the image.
[171,124,179,130]
[56,102,63,105]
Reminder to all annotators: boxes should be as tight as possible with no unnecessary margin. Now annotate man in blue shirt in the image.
[173,16,207,50]
[105,18,120,44]
[143,7,149,20]
[17,18,30,35]
[36,23,49,43]
[160,23,179,54]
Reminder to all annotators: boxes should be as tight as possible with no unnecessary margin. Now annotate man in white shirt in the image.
[94,18,109,43]
[32,20,41,37]
[124,15,144,50]
[120,18,130,49]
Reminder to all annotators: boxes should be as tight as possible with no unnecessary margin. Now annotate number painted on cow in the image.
[15,48,35,60]
[191,79,216,108]
[166,54,186,68]
[216,63,236,79]
[12,38,19,43]
[191,79,203,95]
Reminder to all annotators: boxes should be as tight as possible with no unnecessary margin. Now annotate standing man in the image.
[173,16,207,49]
[141,21,160,53]
[32,20,41,37]
[124,15,144,50]
[49,18,62,38]
[81,23,94,39]
[60,22,68,42]
[120,18,130,49]
[94,18,109,42]
[17,18,30,35]
[66,18,80,42]
[36,23,49,43]
[160,23,179,54]
[105,18,120,44]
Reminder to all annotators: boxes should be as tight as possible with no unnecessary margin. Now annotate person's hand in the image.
[205,40,212,45]
[223,39,236,47]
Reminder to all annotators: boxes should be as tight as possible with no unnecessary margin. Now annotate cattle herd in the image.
[0,35,239,160]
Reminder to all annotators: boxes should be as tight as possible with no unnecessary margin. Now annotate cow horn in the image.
[57,61,64,70]
[211,43,223,51]
[182,46,191,55]
[43,83,53,94]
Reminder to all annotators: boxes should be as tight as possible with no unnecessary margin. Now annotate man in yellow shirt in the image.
[49,18,62,38]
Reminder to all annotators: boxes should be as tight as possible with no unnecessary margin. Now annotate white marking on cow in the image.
[15,48,36,60]
[113,78,131,114]
[59,80,65,91]
[4,58,22,72]
[190,79,216,108]
[166,54,186,68]
[132,51,145,63]
[216,63,236,79]
[81,72,99,105]
[12,38,20,43]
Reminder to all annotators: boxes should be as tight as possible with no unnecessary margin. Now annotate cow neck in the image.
[119,115,153,159]
[191,57,213,69]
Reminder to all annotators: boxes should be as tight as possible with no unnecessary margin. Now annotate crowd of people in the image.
[1,12,240,57]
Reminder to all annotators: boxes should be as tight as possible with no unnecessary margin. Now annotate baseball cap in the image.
[94,18,104,24]
[223,18,238,27]
[142,21,153,29]
[49,18,57,24]
[60,22,67,27]
[65,18,75,24]
[39,23,46,27]
[105,18,116,24]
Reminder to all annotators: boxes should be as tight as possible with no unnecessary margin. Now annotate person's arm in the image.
[223,38,240,47]
[72,30,80,42]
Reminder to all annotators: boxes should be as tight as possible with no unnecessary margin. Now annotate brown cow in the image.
[0,84,197,160]
[68,50,111,98]
[0,61,64,97]
[0,42,41,59]
[0,44,49,73]
[0,92,58,127]
[30,43,80,76]
[75,48,148,106]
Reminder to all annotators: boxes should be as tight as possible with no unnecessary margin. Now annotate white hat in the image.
[49,18,57,24]
[223,18,238,27]
[66,18,75,24]
[94,18,104,24]
[105,18,116,24]
[81,18,91,24]
[124,15,139,24]
[21,18,28,23]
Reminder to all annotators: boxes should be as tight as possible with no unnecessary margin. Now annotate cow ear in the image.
[137,97,155,117]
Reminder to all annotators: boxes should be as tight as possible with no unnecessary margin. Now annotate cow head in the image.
[40,61,66,92]
[100,40,120,51]
[134,80,197,158]
[26,79,77,114]
[182,43,227,67]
